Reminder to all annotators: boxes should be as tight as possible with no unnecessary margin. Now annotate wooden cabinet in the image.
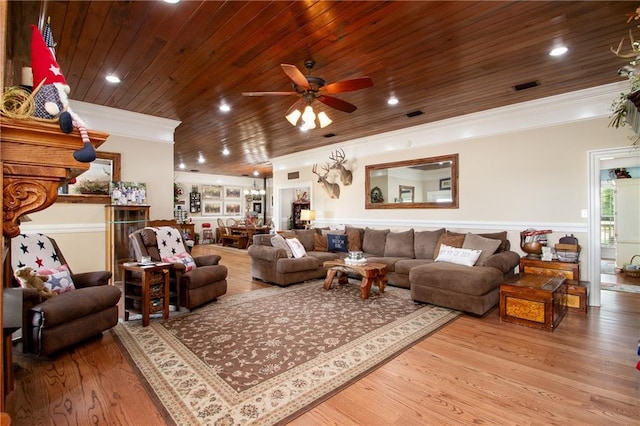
[122,263,170,327]
[613,178,640,269]
[105,205,150,282]
[519,258,588,313]
[291,201,310,229]
[500,275,567,331]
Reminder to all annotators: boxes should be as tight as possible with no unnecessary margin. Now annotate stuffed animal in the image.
[14,267,55,300]
[30,24,96,163]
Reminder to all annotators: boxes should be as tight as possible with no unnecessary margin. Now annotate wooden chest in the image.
[500,275,567,331]
[565,280,588,314]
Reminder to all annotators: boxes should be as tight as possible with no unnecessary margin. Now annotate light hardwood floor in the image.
[5,245,639,425]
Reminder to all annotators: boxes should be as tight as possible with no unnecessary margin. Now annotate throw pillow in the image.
[362,228,390,256]
[271,234,293,258]
[163,252,197,272]
[435,244,482,267]
[433,232,465,258]
[345,226,364,252]
[462,233,502,266]
[384,229,415,258]
[40,267,76,294]
[327,234,348,252]
[294,229,316,251]
[285,237,307,258]
[313,233,328,252]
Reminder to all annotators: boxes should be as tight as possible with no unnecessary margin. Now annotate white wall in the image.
[271,82,633,289]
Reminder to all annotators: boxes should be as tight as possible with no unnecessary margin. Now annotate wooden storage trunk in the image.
[500,275,567,331]
[565,280,588,313]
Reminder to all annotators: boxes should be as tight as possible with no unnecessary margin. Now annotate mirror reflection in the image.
[57,151,121,204]
[365,153,458,209]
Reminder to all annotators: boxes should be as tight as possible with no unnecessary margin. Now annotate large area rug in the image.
[112,280,459,425]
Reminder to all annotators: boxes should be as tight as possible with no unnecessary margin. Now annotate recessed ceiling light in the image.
[105,74,121,83]
[253,170,259,176]
[222,147,230,155]
[179,162,186,169]
[387,96,399,105]
[198,154,205,163]
[549,46,568,56]
[164,0,180,4]
[219,103,231,112]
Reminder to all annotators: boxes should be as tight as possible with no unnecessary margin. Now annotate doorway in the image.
[588,146,640,306]
[276,182,312,231]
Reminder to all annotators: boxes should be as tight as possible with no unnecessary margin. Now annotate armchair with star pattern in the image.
[10,233,121,357]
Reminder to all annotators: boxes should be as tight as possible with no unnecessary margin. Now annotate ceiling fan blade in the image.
[322,77,373,94]
[281,64,310,89]
[317,95,358,113]
[242,91,297,96]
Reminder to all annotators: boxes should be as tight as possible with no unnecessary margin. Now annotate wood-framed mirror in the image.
[365,153,458,209]
[57,151,121,204]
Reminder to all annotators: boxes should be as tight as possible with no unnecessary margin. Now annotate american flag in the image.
[42,17,56,58]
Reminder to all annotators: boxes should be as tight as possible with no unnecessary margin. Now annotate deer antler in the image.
[611,29,640,59]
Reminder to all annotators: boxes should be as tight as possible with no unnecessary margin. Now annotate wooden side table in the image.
[322,260,387,299]
[121,263,172,327]
[500,275,567,331]
[519,258,588,313]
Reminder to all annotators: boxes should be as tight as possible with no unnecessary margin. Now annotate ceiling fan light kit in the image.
[244,59,372,130]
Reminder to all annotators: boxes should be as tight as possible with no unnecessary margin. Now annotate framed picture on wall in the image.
[439,178,452,190]
[225,186,242,199]
[203,199,223,215]
[252,202,262,214]
[202,185,222,199]
[224,201,242,215]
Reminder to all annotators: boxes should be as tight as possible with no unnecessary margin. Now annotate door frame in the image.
[587,146,640,306]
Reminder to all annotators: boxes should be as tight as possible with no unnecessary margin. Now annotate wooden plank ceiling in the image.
[5,1,635,178]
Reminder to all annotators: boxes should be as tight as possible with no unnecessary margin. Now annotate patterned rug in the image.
[112,280,459,425]
[601,282,640,293]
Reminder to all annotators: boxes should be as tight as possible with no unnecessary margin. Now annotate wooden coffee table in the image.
[323,259,388,299]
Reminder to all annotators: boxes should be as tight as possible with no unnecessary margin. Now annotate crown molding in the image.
[69,100,181,143]
[272,81,628,171]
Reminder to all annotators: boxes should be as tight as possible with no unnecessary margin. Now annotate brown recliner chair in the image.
[129,227,227,309]
[9,234,121,357]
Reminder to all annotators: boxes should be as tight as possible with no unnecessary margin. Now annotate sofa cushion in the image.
[384,229,415,258]
[43,268,76,294]
[395,258,435,275]
[433,232,465,258]
[363,256,406,272]
[435,244,482,267]
[271,234,293,258]
[362,228,389,256]
[276,256,321,273]
[409,262,503,296]
[414,228,445,259]
[294,229,316,251]
[345,226,364,252]
[327,234,348,252]
[285,237,307,258]
[476,231,509,252]
[462,233,502,266]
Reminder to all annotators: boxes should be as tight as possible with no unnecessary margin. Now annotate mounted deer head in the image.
[329,148,352,186]
[312,163,340,199]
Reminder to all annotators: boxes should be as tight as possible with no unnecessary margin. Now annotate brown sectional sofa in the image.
[247,227,520,315]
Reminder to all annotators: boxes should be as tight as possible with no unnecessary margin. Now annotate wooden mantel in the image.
[1,117,108,237]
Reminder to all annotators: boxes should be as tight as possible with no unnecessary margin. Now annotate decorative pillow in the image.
[313,233,328,252]
[435,244,482,267]
[40,268,76,294]
[162,252,197,272]
[327,234,348,252]
[271,234,293,258]
[476,231,509,252]
[384,229,415,258]
[345,226,364,252]
[294,229,316,251]
[433,232,465,258]
[285,237,307,258]
[37,264,69,276]
[362,228,389,256]
[414,228,445,259]
[462,233,502,266]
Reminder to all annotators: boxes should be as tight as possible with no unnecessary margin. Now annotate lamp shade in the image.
[299,209,315,221]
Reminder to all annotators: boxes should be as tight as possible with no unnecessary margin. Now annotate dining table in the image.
[228,225,271,249]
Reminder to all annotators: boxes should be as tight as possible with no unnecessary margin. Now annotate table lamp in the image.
[300,209,315,229]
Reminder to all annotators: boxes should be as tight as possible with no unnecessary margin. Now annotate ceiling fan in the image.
[242,60,373,128]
